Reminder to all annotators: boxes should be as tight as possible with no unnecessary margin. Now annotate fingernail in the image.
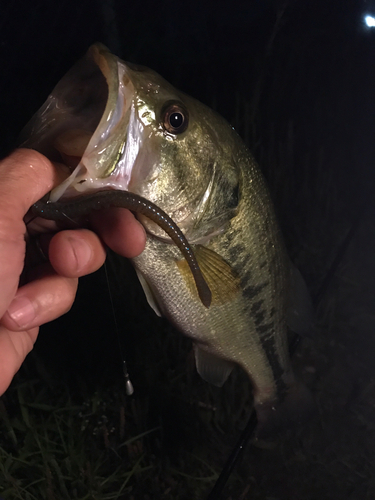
[7,296,36,328]
[69,236,92,271]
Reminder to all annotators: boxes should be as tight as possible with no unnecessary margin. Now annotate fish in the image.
[32,191,212,308]
[22,43,314,435]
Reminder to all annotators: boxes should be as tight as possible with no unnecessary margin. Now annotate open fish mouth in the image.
[20,43,138,202]
[21,44,213,308]
[19,43,224,241]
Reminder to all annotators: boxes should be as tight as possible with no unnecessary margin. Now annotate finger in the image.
[1,267,78,331]
[0,149,59,218]
[0,149,59,317]
[48,229,107,278]
[91,207,146,258]
[0,325,39,396]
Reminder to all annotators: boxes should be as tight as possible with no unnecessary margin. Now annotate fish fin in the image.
[176,245,241,305]
[287,264,316,337]
[254,380,316,440]
[135,268,162,317]
[194,345,235,387]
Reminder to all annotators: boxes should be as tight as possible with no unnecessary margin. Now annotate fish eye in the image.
[161,101,189,134]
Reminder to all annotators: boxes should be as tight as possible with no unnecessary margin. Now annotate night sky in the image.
[1,1,374,165]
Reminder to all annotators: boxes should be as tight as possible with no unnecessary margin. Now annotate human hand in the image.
[0,149,146,395]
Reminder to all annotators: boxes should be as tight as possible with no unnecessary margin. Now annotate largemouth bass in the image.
[22,44,314,435]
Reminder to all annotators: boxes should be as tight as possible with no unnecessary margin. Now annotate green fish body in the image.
[22,44,314,433]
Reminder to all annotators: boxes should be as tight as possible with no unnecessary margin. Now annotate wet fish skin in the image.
[132,123,293,413]
[21,44,313,433]
[127,70,312,433]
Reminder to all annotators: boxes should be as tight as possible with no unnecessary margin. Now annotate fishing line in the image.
[25,210,79,229]
[206,189,372,500]
[27,210,135,395]
[25,210,80,261]
[103,256,134,396]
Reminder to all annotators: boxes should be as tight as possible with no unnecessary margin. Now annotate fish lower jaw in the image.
[137,213,202,244]
[141,227,221,246]
[137,214,178,243]
[49,173,130,202]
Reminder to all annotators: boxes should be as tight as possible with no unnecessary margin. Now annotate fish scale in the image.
[132,142,293,418]
[22,43,314,434]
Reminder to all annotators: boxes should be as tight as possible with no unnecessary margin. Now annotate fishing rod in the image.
[206,190,372,500]
[26,182,370,499]
[206,336,300,500]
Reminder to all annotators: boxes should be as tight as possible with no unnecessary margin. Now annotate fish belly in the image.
[132,162,293,410]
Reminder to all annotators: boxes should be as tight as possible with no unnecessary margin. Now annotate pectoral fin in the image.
[135,268,162,317]
[194,345,235,387]
[176,245,240,305]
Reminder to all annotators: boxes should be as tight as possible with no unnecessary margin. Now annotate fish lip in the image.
[19,43,139,202]
[49,46,136,201]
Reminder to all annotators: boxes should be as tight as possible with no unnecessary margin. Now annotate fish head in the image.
[20,43,241,242]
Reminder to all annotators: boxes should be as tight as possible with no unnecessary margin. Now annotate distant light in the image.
[364,15,375,28]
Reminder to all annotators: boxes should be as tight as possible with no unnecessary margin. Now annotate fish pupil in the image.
[170,112,184,129]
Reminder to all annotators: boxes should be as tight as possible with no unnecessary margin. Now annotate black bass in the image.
[22,44,314,434]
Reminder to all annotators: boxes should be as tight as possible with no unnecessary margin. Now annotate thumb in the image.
[0,149,58,318]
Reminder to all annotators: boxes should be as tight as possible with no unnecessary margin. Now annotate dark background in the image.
[1,0,374,195]
[0,0,371,375]
[1,0,374,228]
[1,1,375,499]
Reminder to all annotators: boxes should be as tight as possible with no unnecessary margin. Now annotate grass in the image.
[0,381,155,499]
[0,373,235,499]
